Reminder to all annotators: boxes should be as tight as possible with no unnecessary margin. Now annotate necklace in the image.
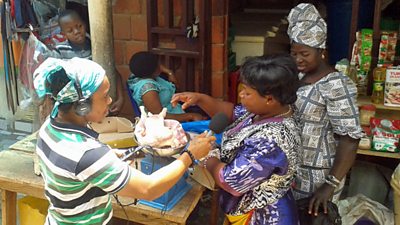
[274,105,292,118]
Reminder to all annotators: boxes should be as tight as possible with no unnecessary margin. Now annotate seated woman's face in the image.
[290,43,321,74]
[86,77,113,123]
[238,83,270,115]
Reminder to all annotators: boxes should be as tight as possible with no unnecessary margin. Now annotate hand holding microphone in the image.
[206,112,230,138]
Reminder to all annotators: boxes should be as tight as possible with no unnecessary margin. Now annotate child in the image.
[52,9,124,115]
[54,9,91,59]
[171,54,301,225]
[127,51,206,122]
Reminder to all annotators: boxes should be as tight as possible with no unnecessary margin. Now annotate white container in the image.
[384,67,400,107]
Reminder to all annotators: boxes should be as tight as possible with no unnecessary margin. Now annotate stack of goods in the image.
[378,31,398,66]
[351,29,373,96]
[358,105,400,153]
[370,118,400,153]
[358,104,376,150]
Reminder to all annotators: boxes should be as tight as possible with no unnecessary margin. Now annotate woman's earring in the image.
[322,54,326,59]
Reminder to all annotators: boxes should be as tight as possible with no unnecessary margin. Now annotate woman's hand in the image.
[308,183,335,216]
[171,92,201,110]
[160,64,178,85]
[187,133,216,160]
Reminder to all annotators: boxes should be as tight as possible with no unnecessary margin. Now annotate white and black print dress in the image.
[293,71,364,201]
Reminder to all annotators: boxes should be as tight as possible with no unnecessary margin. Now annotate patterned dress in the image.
[218,106,301,225]
[293,72,364,201]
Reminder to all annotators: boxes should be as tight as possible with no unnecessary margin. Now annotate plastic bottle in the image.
[371,65,386,104]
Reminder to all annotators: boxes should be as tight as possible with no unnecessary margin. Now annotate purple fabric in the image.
[221,137,288,195]
[220,192,299,225]
[218,105,299,224]
[233,105,247,120]
[252,192,299,225]
[230,105,283,136]
[219,137,288,213]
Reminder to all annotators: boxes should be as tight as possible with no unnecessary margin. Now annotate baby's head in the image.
[239,54,300,113]
[129,51,160,79]
[58,10,86,45]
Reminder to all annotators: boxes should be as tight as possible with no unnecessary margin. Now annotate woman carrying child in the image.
[171,54,301,224]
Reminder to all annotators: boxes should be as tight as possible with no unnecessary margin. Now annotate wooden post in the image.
[210,190,219,225]
[368,0,382,95]
[348,0,359,60]
[371,0,382,69]
[87,0,116,99]
[2,190,17,225]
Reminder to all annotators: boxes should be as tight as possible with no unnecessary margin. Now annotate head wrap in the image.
[33,57,106,118]
[287,3,327,49]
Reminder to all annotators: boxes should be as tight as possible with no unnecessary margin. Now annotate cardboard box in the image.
[89,117,137,148]
[384,67,400,107]
[190,165,217,191]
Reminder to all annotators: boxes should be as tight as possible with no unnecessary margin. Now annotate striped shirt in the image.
[36,118,131,225]
[54,36,92,60]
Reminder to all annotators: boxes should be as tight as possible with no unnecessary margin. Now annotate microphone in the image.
[207,112,230,137]
[120,145,146,161]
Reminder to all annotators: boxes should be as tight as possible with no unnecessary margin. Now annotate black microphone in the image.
[207,112,230,137]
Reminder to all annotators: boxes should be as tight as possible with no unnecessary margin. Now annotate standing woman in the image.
[287,3,364,216]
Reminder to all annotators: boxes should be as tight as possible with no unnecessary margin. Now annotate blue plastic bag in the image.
[181,120,222,145]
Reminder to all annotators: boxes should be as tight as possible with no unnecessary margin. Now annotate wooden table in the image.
[0,142,205,225]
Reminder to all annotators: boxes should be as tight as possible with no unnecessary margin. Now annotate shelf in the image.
[357,149,400,159]
[357,95,400,111]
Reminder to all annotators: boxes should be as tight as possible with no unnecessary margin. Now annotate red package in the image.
[370,118,400,152]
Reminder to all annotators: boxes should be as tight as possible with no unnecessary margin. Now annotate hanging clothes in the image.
[13,0,38,28]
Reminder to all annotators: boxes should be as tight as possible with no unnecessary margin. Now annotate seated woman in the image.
[171,54,301,225]
[127,51,205,122]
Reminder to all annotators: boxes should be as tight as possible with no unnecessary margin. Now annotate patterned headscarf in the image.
[287,3,327,49]
[33,57,105,118]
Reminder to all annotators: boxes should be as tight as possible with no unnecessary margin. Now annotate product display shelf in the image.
[356,95,400,159]
[357,149,400,159]
[357,95,400,111]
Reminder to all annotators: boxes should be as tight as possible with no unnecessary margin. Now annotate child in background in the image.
[54,9,124,115]
[54,9,91,59]
[127,51,206,122]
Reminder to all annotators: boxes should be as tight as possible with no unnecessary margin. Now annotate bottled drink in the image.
[371,65,386,104]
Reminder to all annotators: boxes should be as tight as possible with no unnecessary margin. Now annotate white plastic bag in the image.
[338,194,394,225]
